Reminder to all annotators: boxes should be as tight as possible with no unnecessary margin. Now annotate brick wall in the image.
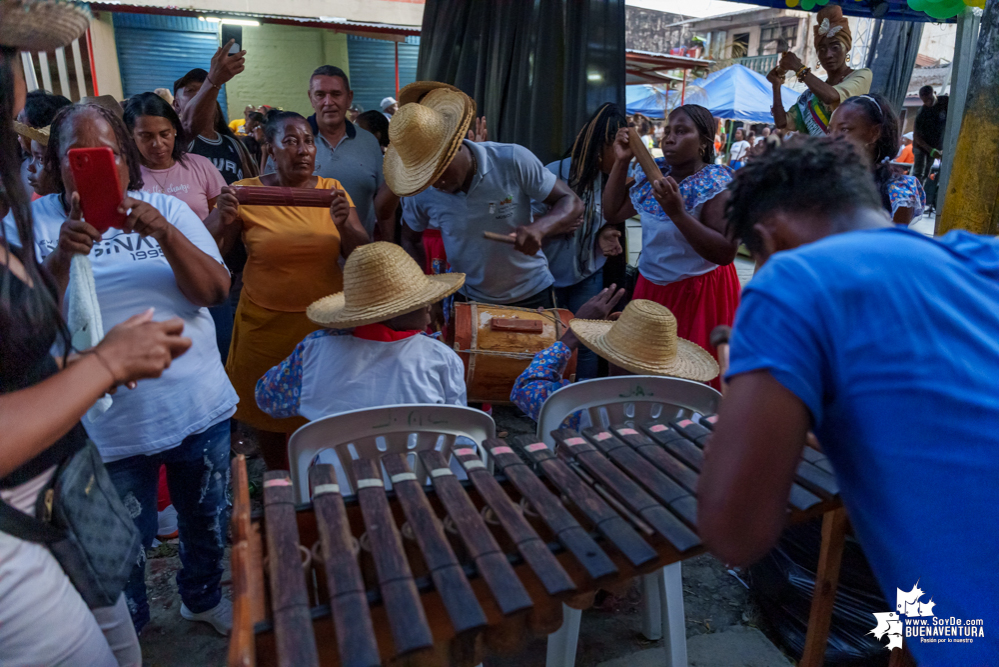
[626,6,689,53]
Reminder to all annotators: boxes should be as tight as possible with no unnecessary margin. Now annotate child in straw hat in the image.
[511,289,718,430]
[256,242,468,422]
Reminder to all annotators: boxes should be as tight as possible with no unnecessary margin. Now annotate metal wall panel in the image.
[112,13,228,117]
[346,35,420,113]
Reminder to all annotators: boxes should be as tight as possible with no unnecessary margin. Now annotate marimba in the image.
[229,414,844,667]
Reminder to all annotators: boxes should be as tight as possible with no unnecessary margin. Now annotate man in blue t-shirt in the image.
[699,138,998,667]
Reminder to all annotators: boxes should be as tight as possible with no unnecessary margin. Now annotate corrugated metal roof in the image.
[89,3,422,35]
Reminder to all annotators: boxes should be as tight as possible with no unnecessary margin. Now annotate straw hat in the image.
[307,242,466,329]
[398,80,461,106]
[570,300,719,382]
[0,0,91,52]
[13,119,48,146]
[383,84,475,197]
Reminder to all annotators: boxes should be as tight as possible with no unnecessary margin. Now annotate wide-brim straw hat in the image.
[383,84,474,197]
[307,242,466,329]
[570,300,719,382]
[398,80,461,106]
[13,119,48,146]
[0,1,91,52]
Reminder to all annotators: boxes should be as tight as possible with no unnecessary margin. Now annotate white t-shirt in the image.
[256,330,467,422]
[404,141,557,304]
[3,191,238,460]
[729,140,750,162]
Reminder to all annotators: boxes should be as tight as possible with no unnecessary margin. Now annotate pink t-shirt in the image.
[139,153,226,221]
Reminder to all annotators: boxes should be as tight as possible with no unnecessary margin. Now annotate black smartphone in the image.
[220,24,242,54]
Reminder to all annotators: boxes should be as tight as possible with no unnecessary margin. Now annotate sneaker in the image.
[181,597,232,636]
[156,504,179,541]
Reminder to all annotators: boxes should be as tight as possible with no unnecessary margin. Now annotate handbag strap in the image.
[0,499,64,544]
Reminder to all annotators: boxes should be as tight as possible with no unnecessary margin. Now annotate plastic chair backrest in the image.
[536,376,722,447]
[287,404,496,503]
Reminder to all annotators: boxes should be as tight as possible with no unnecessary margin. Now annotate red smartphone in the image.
[67,147,126,233]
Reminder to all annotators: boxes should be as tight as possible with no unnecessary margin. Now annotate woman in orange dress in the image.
[210,111,369,469]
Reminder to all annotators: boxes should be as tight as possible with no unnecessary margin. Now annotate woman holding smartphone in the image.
[0,6,189,664]
[209,110,369,471]
[6,103,239,636]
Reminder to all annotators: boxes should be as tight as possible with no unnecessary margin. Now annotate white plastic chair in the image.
[536,376,722,667]
[287,404,496,503]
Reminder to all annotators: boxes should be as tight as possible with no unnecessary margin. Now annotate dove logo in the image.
[869,581,986,651]
[896,582,936,618]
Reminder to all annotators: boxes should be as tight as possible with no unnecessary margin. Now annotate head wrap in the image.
[814,5,852,52]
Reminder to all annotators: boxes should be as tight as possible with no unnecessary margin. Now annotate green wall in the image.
[225,23,350,119]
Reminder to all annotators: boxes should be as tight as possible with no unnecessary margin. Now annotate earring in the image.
[846,53,852,63]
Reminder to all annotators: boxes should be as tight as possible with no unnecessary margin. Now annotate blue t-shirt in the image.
[404,140,557,304]
[728,227,998,667]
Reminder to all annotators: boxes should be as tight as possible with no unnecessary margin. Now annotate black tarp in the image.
[866,19,925,112]
[416,0,626,164]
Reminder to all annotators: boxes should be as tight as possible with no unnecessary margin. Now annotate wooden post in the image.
[799,508,849,667]
[939,2,997,235]
[935,7,981,229]
[681,68,687,104]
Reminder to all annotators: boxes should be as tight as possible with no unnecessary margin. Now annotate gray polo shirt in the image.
[404,140,557,304]
[264,120,383,236]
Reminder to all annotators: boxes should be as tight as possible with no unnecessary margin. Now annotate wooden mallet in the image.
[710,324,732,393]
[483,231,516,244]
[627,126,664,185]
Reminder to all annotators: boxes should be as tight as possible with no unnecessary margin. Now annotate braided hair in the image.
[565,103,627,197]
[44,103,144,195]
[837,94,900,214]
[670,104,717,164]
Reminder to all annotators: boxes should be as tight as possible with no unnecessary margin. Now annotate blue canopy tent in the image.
[695,64,800,122]
[626,85,709,118]
[628,65,798,122]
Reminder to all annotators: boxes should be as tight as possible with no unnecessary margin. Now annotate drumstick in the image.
[627,127,664,185]
[230,185,337,208]
[709,325,731,393]
[483,231,516,244]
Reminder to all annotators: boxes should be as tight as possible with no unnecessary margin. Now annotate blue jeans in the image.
[105,420,231,633]
[554,269,604,380]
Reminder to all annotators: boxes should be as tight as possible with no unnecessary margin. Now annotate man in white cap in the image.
[386,81,584,309]
[381,96,398,118]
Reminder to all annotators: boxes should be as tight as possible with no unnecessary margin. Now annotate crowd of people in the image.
[1,2,996,667]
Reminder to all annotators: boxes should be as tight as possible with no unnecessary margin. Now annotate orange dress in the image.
[225,176,354,432]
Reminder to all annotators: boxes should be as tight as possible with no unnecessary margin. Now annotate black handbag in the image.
[0,440,141,609]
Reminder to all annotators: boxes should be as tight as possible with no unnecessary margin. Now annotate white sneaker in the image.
[181,597,232,635]
[156,504,178,540]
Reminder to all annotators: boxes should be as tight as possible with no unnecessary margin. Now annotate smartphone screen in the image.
[220,25,242,54]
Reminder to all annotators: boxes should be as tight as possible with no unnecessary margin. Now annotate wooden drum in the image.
[450,302,577,404]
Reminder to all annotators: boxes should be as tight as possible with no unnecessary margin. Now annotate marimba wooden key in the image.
[309,465,380,667]
[510,435,659,569]
[551,429,700,552]
[235,415,846,667]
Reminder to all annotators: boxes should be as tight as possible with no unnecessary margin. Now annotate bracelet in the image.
[89,348,119,390]
[795,66,811,83]
[206,76,219,89]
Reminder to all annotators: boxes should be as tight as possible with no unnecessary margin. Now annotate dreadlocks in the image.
[565,103,627,198]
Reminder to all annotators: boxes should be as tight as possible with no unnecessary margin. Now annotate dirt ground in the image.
[139,406,770,667]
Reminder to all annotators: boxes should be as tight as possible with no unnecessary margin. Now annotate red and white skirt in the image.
[633,263,741,389]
